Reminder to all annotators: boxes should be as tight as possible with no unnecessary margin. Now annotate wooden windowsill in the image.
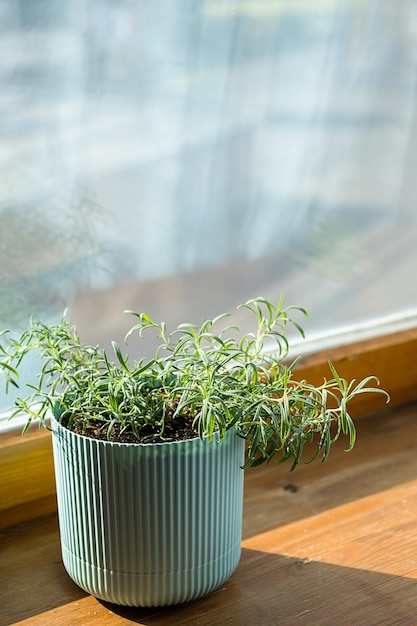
[1,325,417,623]
[1,401,417,625]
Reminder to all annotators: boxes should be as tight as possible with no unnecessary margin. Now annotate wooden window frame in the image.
[1,326,417,528]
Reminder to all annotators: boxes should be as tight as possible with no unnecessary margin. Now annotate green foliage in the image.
[0,297,389,469]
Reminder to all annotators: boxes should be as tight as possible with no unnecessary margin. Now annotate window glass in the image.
[1,1,417,411]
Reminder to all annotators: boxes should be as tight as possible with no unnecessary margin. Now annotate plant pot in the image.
[51,416,245,607]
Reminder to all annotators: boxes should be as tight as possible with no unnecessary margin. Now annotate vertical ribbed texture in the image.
[52,417,245,607]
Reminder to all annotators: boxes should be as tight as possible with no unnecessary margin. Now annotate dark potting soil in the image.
[63,414,200,444]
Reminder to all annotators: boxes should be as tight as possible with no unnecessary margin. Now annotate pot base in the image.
[62,542,242,607]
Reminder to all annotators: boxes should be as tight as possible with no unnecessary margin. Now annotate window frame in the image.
[1,325,416,528]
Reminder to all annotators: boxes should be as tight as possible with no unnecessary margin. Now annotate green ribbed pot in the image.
[51,416,245,607]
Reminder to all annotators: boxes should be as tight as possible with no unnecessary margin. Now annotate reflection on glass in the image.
[1,2,417,409]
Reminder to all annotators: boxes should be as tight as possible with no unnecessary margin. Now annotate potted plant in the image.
[0,297,388,607]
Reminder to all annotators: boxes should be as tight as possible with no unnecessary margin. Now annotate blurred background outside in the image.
[1,0,417,412]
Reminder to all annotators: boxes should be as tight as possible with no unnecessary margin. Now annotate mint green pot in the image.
[51,416,245,607]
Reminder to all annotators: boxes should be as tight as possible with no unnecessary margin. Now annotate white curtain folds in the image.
[1,1,417,388]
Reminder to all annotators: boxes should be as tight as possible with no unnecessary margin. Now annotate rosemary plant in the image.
[0,297,388,469]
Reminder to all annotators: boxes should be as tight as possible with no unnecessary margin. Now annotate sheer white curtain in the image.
[1,1,417,411]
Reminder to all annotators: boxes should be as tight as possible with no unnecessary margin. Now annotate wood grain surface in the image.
[2,402,417,625]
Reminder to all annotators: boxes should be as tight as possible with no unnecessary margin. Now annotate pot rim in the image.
[51,414,237,449]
